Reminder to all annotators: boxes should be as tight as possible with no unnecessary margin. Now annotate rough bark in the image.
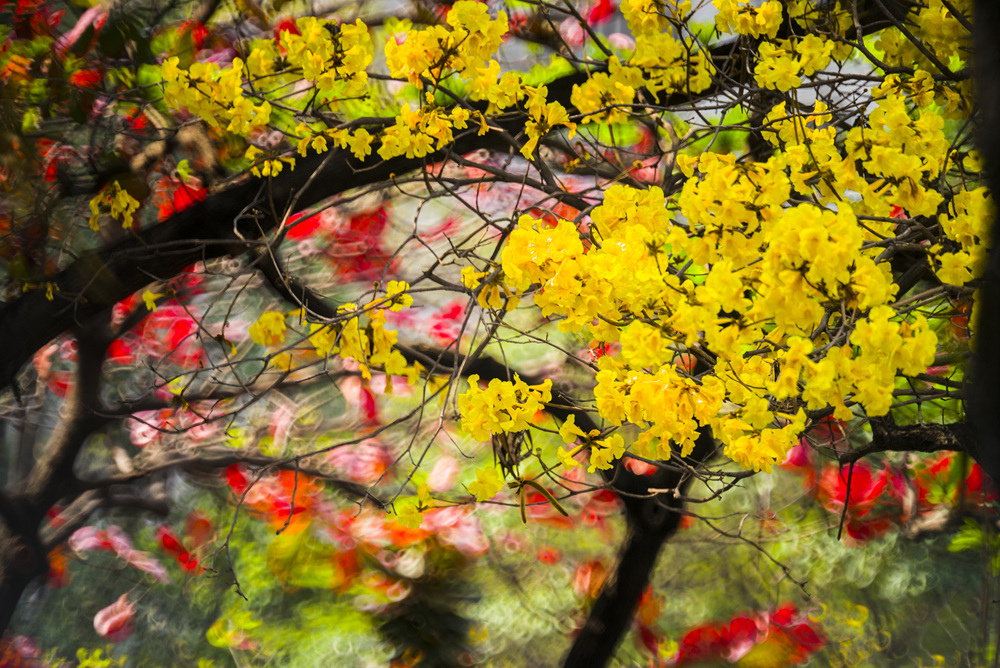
[561,430,716,668]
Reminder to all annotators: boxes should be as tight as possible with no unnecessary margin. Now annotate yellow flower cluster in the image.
[520,85,576,159]
[173,0,973,479]
[378,105,480,160]
[497,173,942,471]
[88,181,140,231]
[571,28,714,125]
[588,433,626,472]
[385,0,508,87]
[571,58,643,125]
[161,57,273,136]
[760,96,948,221]
[249,311,287,347]
[308,306,417,389]
[754,35,834,92]
[595,357,726,460]
[877,0,970,71]
[933,187,993,285]
[457,374,553,442]
[467,465,504,502]
[469,61,524,115]
[785,0,852,35]
[161,17,373,137]
[714,0,783,39]
[877,71,963,115]
[676,152,788,266]
[620,0,688,37]
[845,94,949,217]
[244,145,295,178]
[248,284,419,390]
[848,306,937,415]
[280,18,372,97]
[631,32,715,97]
[755,205,883,335]
[461,266,519,310]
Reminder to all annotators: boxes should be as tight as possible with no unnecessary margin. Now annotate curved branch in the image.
[840,421,974,465]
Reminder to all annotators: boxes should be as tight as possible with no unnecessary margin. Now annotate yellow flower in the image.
[142,290,163,312]
[467,466,504,502]
[385,280,413,311]
[557,444,584,469]
[934,249,973,285]
[558,415,586,443]
[396,502,423,528]
[588,433,626,472]
[249,311,287,346]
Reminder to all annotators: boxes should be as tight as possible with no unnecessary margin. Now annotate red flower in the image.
[523,490,574,529]
[157,525,201,573]
[155,177,207,221]
[622,457,658,476]
[285,211,322,240]
[675,623,727,665]
[816,461,910,541]
[186,511,213,548]
[536,546,561,564]
[179,20,209,50]
[46,547,70,588]
[587,0,617,25]
[673,603,825,666]
[225,464,249,494]
[572,559,607,599]
[429,301,467,345]
[588,341,610,361]
[327,205,396,281]
[110,303,203,367]
[68,67,101,89]
[274,17,301,47]
[912,452,997,510]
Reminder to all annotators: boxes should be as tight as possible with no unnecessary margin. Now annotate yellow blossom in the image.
[249,311,287,346]
[467,466,504,502]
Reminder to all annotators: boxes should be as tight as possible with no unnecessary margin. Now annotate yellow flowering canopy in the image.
[0,0,994,661]
[61,0,987,479]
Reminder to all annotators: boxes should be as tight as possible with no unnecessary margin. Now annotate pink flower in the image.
[94,594,135,642]
[68,526,169,582]
[427,456,460,492]
[328,440,392,483]
[559,18,585,48]
[69,525,131,555]
[424,508,489,556]
[608,33,635,50]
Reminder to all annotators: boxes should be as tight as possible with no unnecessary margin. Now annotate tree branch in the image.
[840,421,975,465]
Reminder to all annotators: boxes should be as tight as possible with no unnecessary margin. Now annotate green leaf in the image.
[948,517,984,553]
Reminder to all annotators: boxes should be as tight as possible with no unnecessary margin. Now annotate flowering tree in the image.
[0,0,994,664]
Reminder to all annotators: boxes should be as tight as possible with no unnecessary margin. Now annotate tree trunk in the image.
[562,504,678,668]
[0,519,48,635]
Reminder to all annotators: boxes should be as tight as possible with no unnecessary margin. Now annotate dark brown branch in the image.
[840,421,974,465]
